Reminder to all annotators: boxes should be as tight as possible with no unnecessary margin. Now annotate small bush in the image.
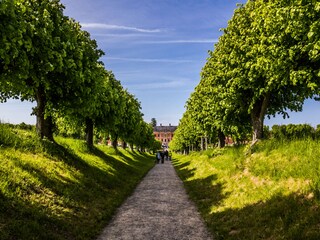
[16,122,35,131]
[0,124,20,147]
[271,124,315,140]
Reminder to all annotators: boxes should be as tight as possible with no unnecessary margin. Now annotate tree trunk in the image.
[85,118,94,147]
[129,143,134,151]
[122,141,127,149]
[112,136,118,149]
[205,136,208,150]
[200,137,204,151]
[35,86,54,141]
[251,94,270,143]
[218,130,225,148]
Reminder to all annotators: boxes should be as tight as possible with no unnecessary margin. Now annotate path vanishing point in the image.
[97,160,213,240]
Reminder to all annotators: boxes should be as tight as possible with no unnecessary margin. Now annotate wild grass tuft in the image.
[173,139,320,239]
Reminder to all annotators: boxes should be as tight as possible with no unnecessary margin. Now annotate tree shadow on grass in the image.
[122,148,152,160]
[1,140,154,240]
[172,158,195,179]
[92,146,155,173]
[172,158,229,227]
[33,141,135,192]
[127,149,154,161]
[172,158,320,239]
[0,181,75,240]
[208,193,320,240]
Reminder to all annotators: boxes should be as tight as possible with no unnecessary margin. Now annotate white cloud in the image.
[91,33,149,38]
[122,76,196,91]
[141,39,219,44]
[104,57,194,63]
[128,80,186,90]
[81,23,162,33]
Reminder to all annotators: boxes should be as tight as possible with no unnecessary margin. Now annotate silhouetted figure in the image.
[156,151,161,164]
[164,150,169,161]
[160,151,164,164]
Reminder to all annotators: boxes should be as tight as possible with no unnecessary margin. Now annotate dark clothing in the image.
[160,151,164,163]
[156,152,161,164]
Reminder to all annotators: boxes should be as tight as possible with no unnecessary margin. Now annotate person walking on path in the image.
[160,150,164,164]
[164,149,169,161]
[97,160,212,240]
[155,151,161,164]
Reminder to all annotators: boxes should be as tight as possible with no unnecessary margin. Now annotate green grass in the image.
[173,140,320,239]
[0,124,155,240]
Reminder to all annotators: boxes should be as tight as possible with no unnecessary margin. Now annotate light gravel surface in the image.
[97,160,213,240]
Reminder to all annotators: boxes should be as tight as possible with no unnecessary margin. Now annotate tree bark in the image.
[35,85,54,141]
[112,136,118,149]
[218,130,225,148]
[200,137,204,151]
[122,141,127,149]
[129,143,134,151]
[251,94,270,143]
[85,118,94,147]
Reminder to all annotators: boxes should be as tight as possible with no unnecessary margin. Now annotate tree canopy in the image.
[0,0,155,151]
[173,0,320,151]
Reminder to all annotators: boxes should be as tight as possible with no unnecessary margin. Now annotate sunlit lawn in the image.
[173,140,320,239]
[0,124,154,240]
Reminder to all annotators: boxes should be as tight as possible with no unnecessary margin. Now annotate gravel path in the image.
[97,160,213,240]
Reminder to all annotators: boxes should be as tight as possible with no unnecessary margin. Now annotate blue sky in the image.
[1,0,320,127]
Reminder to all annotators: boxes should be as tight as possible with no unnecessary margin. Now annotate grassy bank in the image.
[0,124,154,240]
[173,139,320,239]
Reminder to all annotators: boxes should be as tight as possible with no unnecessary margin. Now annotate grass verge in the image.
[0,124,154,240]
[173,140,320,239]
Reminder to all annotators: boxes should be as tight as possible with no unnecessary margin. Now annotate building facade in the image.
[153,124,177,148]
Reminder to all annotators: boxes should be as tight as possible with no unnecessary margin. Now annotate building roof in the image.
[153,125,177,132]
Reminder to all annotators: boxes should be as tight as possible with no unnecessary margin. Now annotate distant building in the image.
[153,123,177,148]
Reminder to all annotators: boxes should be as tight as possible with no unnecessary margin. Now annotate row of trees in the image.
[170,0,320,152]
[0,0,157,151]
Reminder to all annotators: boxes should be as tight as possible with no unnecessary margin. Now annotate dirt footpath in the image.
[97,160,213,240]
